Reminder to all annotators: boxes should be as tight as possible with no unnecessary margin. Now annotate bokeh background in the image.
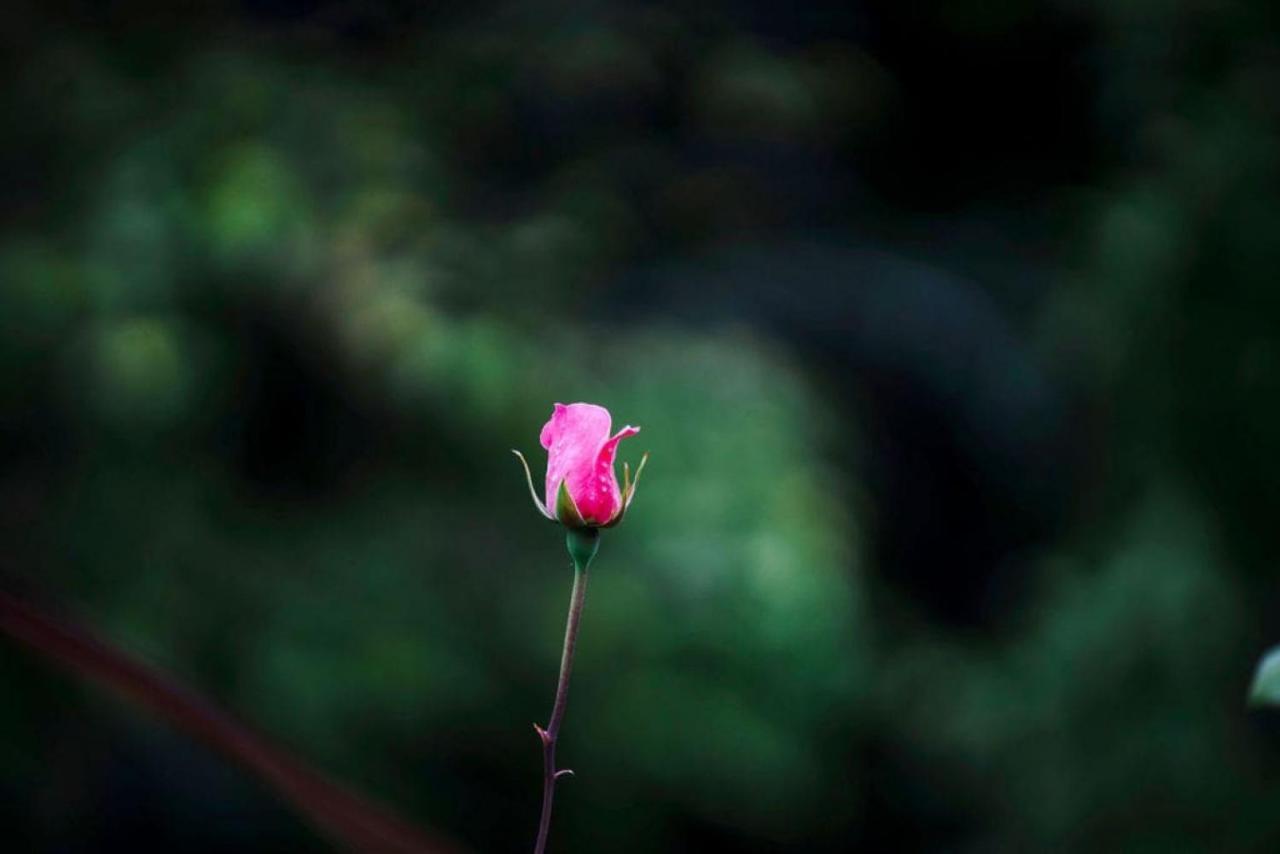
[3,0,1280,851]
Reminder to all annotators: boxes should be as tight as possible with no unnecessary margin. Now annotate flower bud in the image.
[514,402,647,529]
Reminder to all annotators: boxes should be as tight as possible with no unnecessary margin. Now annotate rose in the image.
[514,402,649,853]
[514,402,647,528]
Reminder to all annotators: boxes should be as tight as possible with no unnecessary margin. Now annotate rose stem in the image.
[533,530,597,854]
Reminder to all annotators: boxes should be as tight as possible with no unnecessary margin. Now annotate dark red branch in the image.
[0,589,461,854]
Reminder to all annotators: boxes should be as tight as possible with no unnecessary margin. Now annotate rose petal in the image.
[539,403,642,525]
[541,403,613,517]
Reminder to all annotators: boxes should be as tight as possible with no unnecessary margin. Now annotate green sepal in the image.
[625,452,649,509]
[556,479,588,528]
[512,450,554,520]
[603,451,649,528]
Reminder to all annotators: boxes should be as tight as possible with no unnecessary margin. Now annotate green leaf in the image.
[556,479,587,528]
[1249,646,1280,707]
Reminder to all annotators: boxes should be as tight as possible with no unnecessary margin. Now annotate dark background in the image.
[3,0,1280,851]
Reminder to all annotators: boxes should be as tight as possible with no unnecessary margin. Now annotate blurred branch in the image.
[0,589,462,854]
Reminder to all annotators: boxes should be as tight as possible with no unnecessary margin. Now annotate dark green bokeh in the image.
[2,1,1280,851]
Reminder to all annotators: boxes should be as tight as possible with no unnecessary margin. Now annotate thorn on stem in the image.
[534,723,551,745]
[554,769,574,780]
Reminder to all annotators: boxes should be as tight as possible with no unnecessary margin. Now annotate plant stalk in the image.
[533,532,596,854]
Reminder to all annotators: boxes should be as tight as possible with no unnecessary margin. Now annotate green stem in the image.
[533,530,598,853]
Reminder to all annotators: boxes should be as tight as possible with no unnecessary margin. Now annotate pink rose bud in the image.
[514,402,647,529]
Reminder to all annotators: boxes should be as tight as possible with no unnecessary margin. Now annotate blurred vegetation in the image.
[2,0,1280,851]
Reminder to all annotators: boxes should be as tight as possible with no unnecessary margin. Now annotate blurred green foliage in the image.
[3,0,1280,852]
